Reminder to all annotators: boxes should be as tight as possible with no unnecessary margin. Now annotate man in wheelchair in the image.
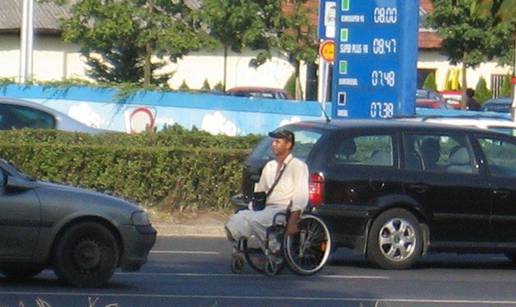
[225,129,331,276]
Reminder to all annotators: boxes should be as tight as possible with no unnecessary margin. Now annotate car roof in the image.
[282,118,494,134]
[484,97,512,105]
[0,97,106,134]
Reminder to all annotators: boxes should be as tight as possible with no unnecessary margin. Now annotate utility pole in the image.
[20,0,34,83]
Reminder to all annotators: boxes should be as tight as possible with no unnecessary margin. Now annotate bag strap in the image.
[266,159,291,198]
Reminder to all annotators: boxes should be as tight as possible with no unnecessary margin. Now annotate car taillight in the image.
[309,173,324,207]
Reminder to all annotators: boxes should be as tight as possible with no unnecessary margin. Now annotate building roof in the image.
[0,0,442,49]
[0,0,71,34]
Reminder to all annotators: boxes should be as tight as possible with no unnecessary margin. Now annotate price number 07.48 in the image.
[371,70,395,87]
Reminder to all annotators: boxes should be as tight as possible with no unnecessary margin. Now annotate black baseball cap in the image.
[268,129,295,144]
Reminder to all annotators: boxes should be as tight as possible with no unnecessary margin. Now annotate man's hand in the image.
[286,210,301,236]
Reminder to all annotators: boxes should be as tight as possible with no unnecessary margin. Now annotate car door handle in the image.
[493,189,510,199]
[408,183,429,193]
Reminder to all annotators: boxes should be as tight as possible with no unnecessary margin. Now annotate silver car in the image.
[0,97,106,134]
[0,159,156,287]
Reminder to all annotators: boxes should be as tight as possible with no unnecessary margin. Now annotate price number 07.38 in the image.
[370,102,394,118]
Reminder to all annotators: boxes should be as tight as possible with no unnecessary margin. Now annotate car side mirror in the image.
[6,175,36,191]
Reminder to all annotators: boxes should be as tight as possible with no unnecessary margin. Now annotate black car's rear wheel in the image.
[53,222,119,288]
[367,209,423,269]
[0,266,44,280]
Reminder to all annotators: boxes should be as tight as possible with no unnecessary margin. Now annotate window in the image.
[403,134,476,174]
[332,135,394,167]
[478,138,516,178]
[0,104,55,130]
[249,129,323,162]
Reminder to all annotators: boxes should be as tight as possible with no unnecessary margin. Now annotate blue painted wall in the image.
[0,85,329,135]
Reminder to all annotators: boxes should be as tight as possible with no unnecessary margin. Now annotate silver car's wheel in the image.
[378,218,416,262]
[367,209,423,270]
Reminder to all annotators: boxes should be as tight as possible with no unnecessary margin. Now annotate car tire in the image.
[0,266,44,280]
[367,209,423,270]
[53,222,119,288]
[505,253,516,264]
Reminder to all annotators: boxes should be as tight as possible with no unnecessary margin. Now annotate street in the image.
[1,236,516,307]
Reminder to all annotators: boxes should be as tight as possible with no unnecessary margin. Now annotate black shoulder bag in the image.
[251,161,290,211]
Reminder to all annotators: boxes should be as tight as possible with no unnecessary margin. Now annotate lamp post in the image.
[20,0,34,83]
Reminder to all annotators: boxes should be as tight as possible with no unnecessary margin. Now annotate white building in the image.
[0,0,512,98]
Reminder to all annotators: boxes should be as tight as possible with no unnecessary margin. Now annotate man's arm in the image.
[287,161,309,235]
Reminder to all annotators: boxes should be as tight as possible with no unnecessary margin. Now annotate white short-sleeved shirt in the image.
[254,153,309,212]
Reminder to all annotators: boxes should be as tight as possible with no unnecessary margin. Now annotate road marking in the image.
[116,272,388,279]
[150,250,219,255]
[0,291,515,305]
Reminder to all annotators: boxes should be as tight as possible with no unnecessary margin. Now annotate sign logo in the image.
[319,40,336,62]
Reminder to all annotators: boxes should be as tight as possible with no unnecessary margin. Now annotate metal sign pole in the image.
[20,0,34,83]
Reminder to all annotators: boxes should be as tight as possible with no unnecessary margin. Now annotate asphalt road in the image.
[2,236,516,307]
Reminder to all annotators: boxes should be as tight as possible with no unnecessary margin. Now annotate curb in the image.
[153,222,225,237]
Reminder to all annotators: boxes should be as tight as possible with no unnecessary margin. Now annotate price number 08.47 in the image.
[370,102,394,118]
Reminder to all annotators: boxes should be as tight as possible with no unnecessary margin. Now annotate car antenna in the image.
[318,101,331,123]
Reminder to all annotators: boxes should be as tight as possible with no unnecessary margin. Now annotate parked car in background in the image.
[416,89,461,110]
[481,97,512,114]
[405,115,516,137]
[416,98,452,109]
[0,158,156,287]
[0,98,106,134]
[235,119,516,269]
[227,87,292,100]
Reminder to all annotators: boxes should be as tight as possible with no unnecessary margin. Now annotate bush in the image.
[201,79,211,91]
[474,77,493,104]
[284,72,296,98]
[0,143,248,211]
[0,129,263,211]
[500,74,512,97]
[213,82,224,92]
[0,128,262,149]
[422,72,437,91]
[179,80,190,91]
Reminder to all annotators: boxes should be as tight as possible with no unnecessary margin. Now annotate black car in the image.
[235,119,516,269]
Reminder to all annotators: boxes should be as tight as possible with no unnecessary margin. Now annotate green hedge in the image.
[0,125,262,149]
[0,143,248,211]
[0,128,262,211]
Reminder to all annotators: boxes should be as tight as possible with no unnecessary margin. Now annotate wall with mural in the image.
[0,85,328,135]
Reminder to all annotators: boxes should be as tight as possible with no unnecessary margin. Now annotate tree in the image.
[250,0,318,100]
[427,0,515,89]
[60,0,205,86]
[198,0,263,92]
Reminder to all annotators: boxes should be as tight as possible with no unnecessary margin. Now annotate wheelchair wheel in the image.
[264,259,281,277]
[283,214,331,275]
[241,239,265,273]
[231,254,245,274]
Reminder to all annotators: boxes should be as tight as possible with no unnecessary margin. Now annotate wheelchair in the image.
[230,207,332,276]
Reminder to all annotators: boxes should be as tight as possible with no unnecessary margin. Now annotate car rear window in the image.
[403,134,477,174]
[248,129,323,162]
[330,134,394,167]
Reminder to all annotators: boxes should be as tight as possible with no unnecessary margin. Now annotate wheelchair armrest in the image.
[231,194,250,212]
[272,210,290,226]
